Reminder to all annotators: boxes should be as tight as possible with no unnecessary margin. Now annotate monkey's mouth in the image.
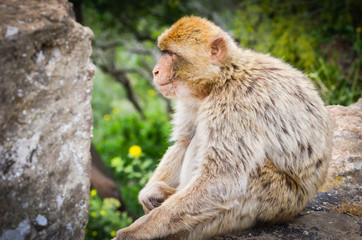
[156,80,175,96]
[157,77,174,88]
[158,81,172,86]
[157,81,173,93]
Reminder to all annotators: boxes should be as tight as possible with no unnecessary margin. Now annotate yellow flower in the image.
[100,209,106,216]
[112,108,119,114]
[110,231,116,237]
[90,189,97,197]
[104,114,111,121]
[148,89,156,96]
[90,211,97,218]
[91,231,98,237]
[129,145,142,157]
[356,27,361,33]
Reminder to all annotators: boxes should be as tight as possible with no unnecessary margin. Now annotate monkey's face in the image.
[153,17,231,99]
[153,50,179,98]
[153,49,204,99]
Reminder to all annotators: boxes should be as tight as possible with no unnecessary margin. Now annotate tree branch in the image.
[94,40,160,62]
[98,63,145,119]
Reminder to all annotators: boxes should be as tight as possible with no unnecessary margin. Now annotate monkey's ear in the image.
[210,37,227,63]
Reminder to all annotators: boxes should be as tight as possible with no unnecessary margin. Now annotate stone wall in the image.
[0,1,94,239]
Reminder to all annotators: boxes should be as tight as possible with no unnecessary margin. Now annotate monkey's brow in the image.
[156,46,166,52]
[161,49,173,54]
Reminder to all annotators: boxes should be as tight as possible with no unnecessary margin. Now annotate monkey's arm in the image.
[146,141,187,188]
[138,141,188,213]
[143,100,195,189]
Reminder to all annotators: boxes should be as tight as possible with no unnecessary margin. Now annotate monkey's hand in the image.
[113,214,181,240]
[112,228,137,240]
[138,181,176,214]
[112,229,135,240]
[113,214,152,240]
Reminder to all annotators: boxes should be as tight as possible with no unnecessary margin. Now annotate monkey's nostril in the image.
[154,71,159,76]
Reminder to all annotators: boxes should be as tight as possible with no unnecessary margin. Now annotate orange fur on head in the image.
[155,16,236,99]
[158,16,224,59]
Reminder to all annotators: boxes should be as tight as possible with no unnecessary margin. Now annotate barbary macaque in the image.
[114,16,331,240]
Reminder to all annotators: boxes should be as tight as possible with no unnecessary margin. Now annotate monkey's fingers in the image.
[142,197,160,213]
[142,196,163,213]
[142,198,154,213]
[114,229,137,240]
[150,196,163,208]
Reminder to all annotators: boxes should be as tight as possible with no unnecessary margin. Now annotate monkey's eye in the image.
[162,50,173,55]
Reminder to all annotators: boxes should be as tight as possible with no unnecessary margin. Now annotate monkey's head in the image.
[153,16,238,99]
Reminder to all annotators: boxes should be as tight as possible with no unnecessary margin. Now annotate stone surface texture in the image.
[216,99,362,239]
[0,1,94,240]
[327,99,361,191]
[215,211,360,240]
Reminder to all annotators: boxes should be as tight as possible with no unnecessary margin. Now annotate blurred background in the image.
[68,0,361,239]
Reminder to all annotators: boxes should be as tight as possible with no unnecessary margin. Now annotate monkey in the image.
[113,16,331,240]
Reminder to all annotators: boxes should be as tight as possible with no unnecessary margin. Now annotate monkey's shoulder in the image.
[215,52,320,106]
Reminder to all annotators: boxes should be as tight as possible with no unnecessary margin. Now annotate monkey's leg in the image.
[168,208,257,240]
[251,159,319,224]
[114,160,316,240]
[166,160,314,240]
[114,175,249,240]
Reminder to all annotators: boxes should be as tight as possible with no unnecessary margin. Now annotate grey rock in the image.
[215,211,361,240]
[326,99,361,194]
[0,0,94,240]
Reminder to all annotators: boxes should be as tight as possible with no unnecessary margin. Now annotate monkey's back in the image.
[214,49,331,207]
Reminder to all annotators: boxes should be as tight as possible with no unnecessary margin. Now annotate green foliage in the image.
[230,0,361,105]
[86,190,132,240]
[93,110,170,167]
[78,0,195,41]
[233,6,317,70]
[310,57,361,105]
